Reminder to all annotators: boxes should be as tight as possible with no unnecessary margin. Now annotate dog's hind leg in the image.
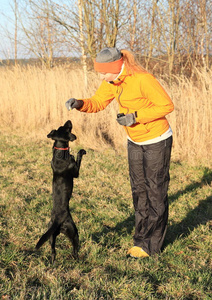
[36,220,59,250]
[61,220,79,259]
[71,232,79,259]
[49,232,57,264]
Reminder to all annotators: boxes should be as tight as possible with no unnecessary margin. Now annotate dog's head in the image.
[47,120,77,142]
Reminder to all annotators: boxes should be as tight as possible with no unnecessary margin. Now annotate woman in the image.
[65,47,174,258]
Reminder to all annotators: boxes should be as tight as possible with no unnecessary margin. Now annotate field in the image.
[0,132,211,299]
[0,65,212,299]
[0,65,211,162]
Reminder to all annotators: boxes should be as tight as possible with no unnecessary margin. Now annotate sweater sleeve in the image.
[78,81,115,113]
[136,74,174,124]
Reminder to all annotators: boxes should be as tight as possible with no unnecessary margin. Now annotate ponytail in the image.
[121,50,147,74]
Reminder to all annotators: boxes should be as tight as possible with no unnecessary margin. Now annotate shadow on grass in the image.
[169,167,212,204]
[92,167,212,248]
[165,194,212,246]
[165,167,212,245]
[91,214,135,247]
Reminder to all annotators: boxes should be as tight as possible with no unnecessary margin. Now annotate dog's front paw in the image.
[78,149,86,156]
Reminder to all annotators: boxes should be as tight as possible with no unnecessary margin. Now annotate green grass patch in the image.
[0,131,211,299]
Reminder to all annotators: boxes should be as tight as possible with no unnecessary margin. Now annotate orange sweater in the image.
[79,68,174,142]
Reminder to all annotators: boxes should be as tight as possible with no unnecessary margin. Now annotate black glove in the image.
[116,113,136,127]
[65,98,84,110]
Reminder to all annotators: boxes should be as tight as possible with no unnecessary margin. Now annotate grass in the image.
[0,130,211,300]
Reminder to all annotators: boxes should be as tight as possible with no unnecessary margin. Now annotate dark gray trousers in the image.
[128,136,172,255]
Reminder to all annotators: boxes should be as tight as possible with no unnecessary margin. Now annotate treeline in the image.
[1,0,211,76]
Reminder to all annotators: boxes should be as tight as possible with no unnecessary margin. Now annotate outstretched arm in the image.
[66,81,115,113]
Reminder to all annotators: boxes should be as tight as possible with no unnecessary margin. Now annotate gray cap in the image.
[96,47,122,63]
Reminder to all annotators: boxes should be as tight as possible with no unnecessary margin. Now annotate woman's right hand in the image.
[65,98,84,110]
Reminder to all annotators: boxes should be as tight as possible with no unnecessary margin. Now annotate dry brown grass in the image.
[165,69,212,163]
[0,64,211,163]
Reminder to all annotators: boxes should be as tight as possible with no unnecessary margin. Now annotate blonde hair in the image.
[121,49,147,74]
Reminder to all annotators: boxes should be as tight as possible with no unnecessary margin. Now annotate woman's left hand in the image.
[116,113,136,127]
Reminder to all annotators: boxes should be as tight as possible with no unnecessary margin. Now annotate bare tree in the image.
[127,0,137,51]
[177,0,211,73]
[49,0,122,60]
[14,0,18,65]
[0,0,19,62]
[145,0,159,69]
[197,0,210,69]
[154,0,181,74]
[78,0,88,87]
[16,0,63,67]
[100,0,120,47]
[1,0,211,74]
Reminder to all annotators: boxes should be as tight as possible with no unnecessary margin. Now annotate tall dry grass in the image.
[0,65,125,151]
[0,65,211,163]
[165,69,212,163]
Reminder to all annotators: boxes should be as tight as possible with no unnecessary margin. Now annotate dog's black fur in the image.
[35,120,86,263]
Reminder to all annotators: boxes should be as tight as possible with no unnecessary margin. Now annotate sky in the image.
[0,0,73,60]
[0,0,15,59]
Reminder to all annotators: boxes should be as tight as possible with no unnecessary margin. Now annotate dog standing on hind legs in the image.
[35,120,86,263]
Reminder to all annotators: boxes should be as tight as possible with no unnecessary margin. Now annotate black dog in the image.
[36,120,86,263]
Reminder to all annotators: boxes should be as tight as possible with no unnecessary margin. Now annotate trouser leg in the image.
[128,136,172,255]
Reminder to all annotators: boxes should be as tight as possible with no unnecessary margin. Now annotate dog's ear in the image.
[47,129,56,139]
[64,120,72,130]
[69,133,77,142]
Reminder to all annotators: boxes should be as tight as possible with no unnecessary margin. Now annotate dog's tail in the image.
[35,221,59,250]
